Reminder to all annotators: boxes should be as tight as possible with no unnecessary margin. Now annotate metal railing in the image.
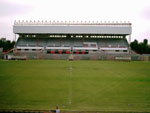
[14,20,132,27]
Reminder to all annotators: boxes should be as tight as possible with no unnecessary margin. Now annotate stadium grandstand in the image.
[12,20,132,60]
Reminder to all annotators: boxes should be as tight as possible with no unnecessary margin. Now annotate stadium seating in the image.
[15,37,129,54]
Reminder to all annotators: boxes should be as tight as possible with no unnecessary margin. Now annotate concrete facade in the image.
[13,22,132,35]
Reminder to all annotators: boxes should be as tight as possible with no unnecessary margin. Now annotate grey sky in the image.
[0,1,32,16]
[0,0,150,43]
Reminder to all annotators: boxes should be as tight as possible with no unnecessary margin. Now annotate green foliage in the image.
[0,60,150,111]
[143,39,148,45]
[0,39,15,52]
[130,39,150,54]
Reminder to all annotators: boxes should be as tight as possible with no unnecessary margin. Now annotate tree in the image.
[0,39,15,52]
[143,39,148,45]
[0,39,3,48]
[130,39,150,54]
[130,39,138,52]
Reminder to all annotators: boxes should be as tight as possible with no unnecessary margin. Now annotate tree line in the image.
[0,39,15,52]
[130,39,150,54]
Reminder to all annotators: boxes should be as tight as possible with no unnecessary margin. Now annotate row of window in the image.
[101,50,128,52]
[17,49,42,51]
[83,43,97,47]
[47,50,89,54]
[16,49,128,53]
[20,35,124,38]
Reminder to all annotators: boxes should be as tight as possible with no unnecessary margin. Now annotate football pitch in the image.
[0,60,150,112]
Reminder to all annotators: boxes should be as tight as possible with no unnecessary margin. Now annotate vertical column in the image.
[129,35,131,44]
[82,34,85,44]
[59,35,62,47]
[13,34,17,52]
[14,34,16,42]
[129,35,131,54]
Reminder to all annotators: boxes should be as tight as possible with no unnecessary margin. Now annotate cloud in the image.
[0,0,150,43]
[0,0,33,17]
[140,6,150,20]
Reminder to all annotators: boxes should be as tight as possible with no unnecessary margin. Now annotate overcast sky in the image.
[0,0,150,43]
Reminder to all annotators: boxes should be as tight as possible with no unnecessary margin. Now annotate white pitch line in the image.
[69,65,72,104]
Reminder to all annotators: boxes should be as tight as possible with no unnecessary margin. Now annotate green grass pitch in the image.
[0,60,150,112]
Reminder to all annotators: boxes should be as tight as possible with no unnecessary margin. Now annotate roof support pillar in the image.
[129,35,131,54]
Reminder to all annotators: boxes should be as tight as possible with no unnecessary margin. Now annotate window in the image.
[32,35,36,37]
[93,50,97,52]
[83,42,97,47]
[83,44,88,47]
[91,44,96,47]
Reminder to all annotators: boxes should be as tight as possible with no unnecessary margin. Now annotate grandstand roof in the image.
[13,21,132,35]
